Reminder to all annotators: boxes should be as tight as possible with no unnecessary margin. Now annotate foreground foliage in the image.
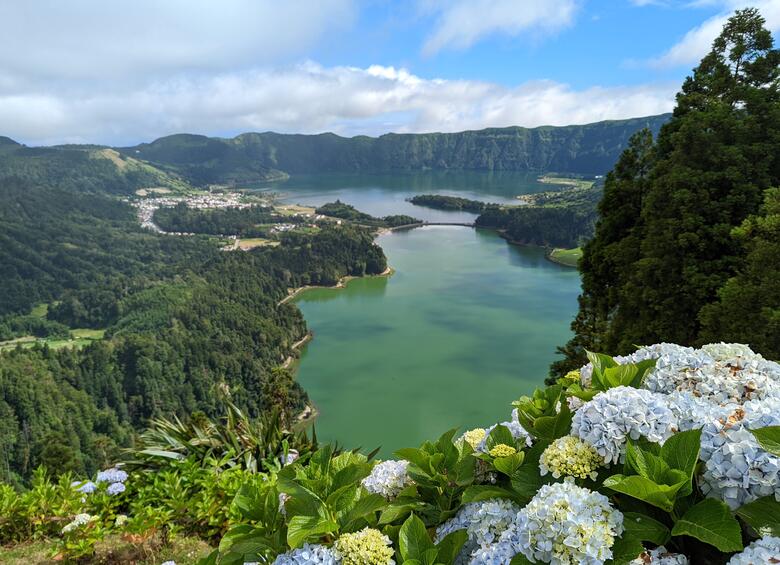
[198,341,780,565]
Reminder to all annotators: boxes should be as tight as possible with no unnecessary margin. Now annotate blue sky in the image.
[0,0,778,145]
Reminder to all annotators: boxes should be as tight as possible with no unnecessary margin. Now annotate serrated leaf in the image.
[286,515,338,548]
[602,475,683,512]
[436,529,467,564]
[493,452,525,476]
[399,513,435,561]
[462,485,517,503]
[622,512,670,545]
[737,496,780,537]
[607,533,644,564]
[671,498,743,553]
[660,428,701,495]
[751,426,780,456]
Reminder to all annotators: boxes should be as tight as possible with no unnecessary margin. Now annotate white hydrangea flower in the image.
[727,535,780,564]
[700,342,761,363]
[506,480,623,565]
[631,546,689,564]
[435,499,522,564]
[361,460,411,499]
[272,543,341,565]
[540,435,602,480]
[62,513,97,534]
[476,409,533,454]
[571,386,677,464]
[700,398,780,509]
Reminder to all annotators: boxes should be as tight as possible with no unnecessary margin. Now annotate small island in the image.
[407,194,501,213]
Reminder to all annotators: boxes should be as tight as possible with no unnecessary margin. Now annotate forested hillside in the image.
[0,178,387,485]
[554,8,780,376]
[121,114,669,185]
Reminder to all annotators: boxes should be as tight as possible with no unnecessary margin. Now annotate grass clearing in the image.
[30,303,49,317]
[238,238,280,250]
[275,204,316,217]
[0,329,105,352]
[0,535,213,564]
[548,247,582,267]
[538,175,595,191]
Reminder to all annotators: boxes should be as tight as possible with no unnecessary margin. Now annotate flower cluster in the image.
[571,386,677,464]
[361,460,411,499]
[630,546,689,564]
[488,444,516,458]
[334,528,395,565]
[700,397,780,508]
[539,435,602,480]
[461,428,487,450]
[510,480,624,565]
[96,467,128,485]
[727,536,780,564]
[73,480,97,494]
[435,498,521,563]
[62,513,97,534]
[272,543,341,565]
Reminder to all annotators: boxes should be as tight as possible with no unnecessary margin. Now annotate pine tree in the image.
[551,129,655,377]
[553,8,780,376]
[699,188,780,358]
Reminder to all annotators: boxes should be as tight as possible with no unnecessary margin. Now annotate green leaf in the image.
[231,485,266,522]
[462,485,517,503]
[606,534,644,564]
[509,554,535,565]
[400,513,435,561]
[486,425,515,449]
[737,496,780,537]
[286,515,338,548]
[622,512,670,545]
[493,452,525,476]
[342,493,386,529]
[533,401,572,441]
[671,498,743,553]
[436,530,467,565]
[660,428,701,495]
[396,447,433,474]
[751,426,780,456]
[602,474,684,512]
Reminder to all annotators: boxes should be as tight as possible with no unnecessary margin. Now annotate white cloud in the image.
[649,0,780,68]
[421,0,579,55]
[0,63,677,146]
[0,0,355,80]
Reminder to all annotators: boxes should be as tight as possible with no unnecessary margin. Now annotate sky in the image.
[1,0,779,145]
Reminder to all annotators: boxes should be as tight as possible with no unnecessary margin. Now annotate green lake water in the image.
[293,224,581,455]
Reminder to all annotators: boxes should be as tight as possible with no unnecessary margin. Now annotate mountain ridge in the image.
[119,114,671,184]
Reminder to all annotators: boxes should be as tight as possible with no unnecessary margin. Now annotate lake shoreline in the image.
[278,266,395,307]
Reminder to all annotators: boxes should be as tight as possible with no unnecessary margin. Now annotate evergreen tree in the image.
[554,8,780,376]
[551,130,655,376]
[699,188,780,358]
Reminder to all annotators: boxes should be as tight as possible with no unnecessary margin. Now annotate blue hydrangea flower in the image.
[571,386,676,465]
[272,543,341,565]
[96,467,128,484]
[727,535,780,564]
[107,482,126,496]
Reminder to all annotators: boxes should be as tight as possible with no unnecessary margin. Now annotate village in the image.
[129,190,330,245]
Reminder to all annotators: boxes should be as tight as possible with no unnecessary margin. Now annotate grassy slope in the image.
[548,247,583,267]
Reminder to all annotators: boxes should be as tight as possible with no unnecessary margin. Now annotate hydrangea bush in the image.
[7,342,780,564]
[207,342,780,565]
